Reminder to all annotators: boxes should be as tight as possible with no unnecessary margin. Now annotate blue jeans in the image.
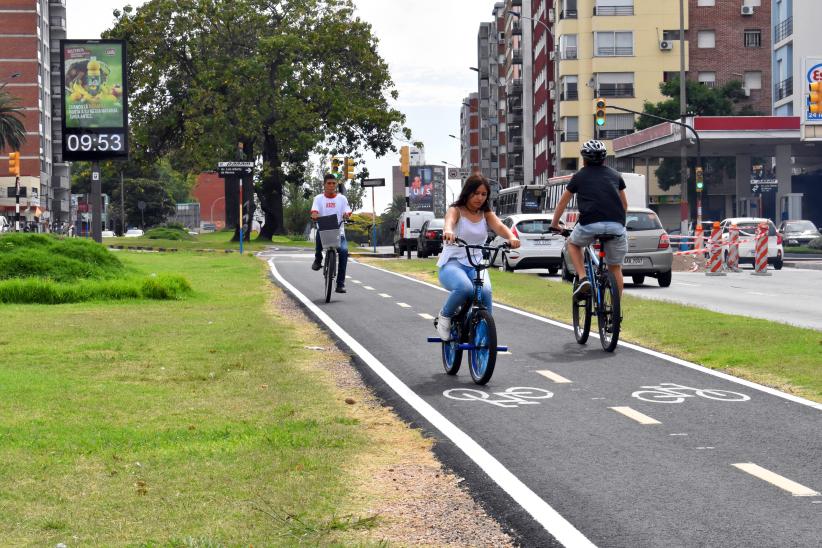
[315,231,348,285]
[438,259,492,317]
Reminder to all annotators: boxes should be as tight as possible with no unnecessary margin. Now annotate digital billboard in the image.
[408,165,446,216]
[60,40,129,161]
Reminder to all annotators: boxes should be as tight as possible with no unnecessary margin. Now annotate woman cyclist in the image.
[435,174,520,341]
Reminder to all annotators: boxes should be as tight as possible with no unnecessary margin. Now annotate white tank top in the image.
[437,211,489,268]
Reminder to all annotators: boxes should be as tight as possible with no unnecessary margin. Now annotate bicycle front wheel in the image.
[441,321,463,375]
[572,278,592,344]
[324,249,336,303]
[468,310,497,385]
[597,270,620,352]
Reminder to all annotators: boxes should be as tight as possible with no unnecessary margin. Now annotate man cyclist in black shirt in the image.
[551,140,628,300]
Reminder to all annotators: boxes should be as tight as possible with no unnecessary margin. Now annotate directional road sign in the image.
[217,161,254,177]
[361,178,386,187]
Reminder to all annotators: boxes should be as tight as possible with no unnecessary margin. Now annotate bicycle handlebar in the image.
[549,226,572,238]
[452,237,510,269]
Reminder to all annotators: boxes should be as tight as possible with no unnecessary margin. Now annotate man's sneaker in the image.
[436,313,452,341]
[573,277,591,301]
[311,259,322,271]
[335,285,346,294]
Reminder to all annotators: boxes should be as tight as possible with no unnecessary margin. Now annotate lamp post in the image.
[210,195,226,226]
[507,11,560,181]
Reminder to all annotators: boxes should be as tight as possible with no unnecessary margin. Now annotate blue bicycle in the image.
[553,228,621,352]
[428,238,509,385]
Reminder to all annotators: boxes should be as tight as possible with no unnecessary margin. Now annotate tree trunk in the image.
[257,134,285,239]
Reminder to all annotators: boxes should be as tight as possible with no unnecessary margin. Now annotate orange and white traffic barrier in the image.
[751,221,772,276]
[705,221,726,276]
[727,224,741,272]
[694,223,704,251]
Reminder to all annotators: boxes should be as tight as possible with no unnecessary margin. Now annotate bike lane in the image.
[269,253,822,547]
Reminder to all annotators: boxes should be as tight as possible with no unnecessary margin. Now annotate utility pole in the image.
[678,0,689,235]
[120,170,126,235]
[91,162,102,243]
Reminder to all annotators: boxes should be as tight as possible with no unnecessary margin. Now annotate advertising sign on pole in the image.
[361,178,386,187]
[60,40,129,162]
[804,57,822,124]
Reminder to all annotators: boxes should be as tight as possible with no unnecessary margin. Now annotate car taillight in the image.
[400,223,404,238]
[776,232,783,245]
[512,226,519,238]
[593,242,601,250]
[426,230,437,239]
[658,233,670,249]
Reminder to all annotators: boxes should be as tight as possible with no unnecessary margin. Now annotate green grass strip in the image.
[362,258,822,403]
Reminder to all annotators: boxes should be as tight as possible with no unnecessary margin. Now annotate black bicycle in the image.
[553,228,621,352]
[427,238,509,385]
[315,215,347,303]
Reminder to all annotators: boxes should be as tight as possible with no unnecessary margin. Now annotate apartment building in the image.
[553,0,684,172]
[476,19,502,190]
[690,0,772,114]
[0,0,69,229]
[458,93,480,177]
[503,0,534,187]
[532,0,558,184]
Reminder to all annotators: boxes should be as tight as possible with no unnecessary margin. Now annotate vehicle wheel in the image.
[548,267,559,276]
[503,256,514,272]
[597,271,620,352]
[572,277,592,344]
[407,246,412,260]
[417,246,425,258]
[632,275,645,285]
[468,310,497,385]
[657,270,672,287]
[324,249,336,303]
[394,243,401,257]
[560,254,574,282]
[773,257,783,270]
[441,321,463,376]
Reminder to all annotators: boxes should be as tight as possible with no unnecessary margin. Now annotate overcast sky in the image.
[67,0,492,213]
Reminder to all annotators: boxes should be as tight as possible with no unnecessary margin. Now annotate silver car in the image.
[490,214,566,274]
[778,220,821,246]
[560,207,673,287]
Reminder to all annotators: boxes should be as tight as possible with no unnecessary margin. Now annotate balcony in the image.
[507,136,524,152]
[511,48,523,65]
[593,5,633,16]
[562,47,578,60]
[774,17,793,43]
[774,76,793,102]
[510,0,522,6]
[507,78,523,95]
[512,21,521,35]
[560,9,577,19]
[507,111,523,124]
[50,16,66,29]
[596,46,633,57]
[49,0,66,5]
[561,89,579,101]
[562,132,579,142]
[597,83,634,98]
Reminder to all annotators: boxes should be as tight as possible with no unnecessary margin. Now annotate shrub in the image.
[0,275,191,304]
[145,227,194,241]
[0,234,124,281]
[808,237,822,250]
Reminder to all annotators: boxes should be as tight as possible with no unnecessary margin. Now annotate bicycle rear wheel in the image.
[597,270,620,352]
[441,321,462,375]
[468,310,497,385]
[572,278,592,344]
[324,249,336,303]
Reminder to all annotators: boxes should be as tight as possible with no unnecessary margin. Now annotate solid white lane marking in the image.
[351,280,362,284]
[363,286,375,290]
[353,262,822,411]
[674,282,700,287]
[397,302,411,308]
[748,291,777,297]
[499,351,512,355]
[378,293,392,298]
[268,258,596,547]
[536,370,572,384]
[609,406,661,425]
[732,463,820,497]
[418,313,435,320]
[346,275,352,279]
[670,433,689,436]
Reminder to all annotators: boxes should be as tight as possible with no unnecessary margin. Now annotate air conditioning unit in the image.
[549,89,556,100]
[549,51,556,61]
[741,5,754,15]
[659,40,673,51]
[548,8,555,23]
[548,81,556,90]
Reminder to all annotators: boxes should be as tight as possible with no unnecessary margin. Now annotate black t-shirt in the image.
[566,165,626,226]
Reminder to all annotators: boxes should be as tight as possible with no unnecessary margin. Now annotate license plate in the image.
[623,257,645,265]
[533,239,554,246]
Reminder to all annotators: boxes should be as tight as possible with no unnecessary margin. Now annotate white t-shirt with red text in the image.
[311,192,352,235]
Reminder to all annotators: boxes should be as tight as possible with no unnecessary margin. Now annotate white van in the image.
[393,210,435,256]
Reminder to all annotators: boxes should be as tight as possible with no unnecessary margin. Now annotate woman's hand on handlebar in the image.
[508,238,520,249]
[443,230,456,244]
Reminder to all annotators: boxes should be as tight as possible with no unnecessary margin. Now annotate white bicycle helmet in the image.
[580,139,607,163]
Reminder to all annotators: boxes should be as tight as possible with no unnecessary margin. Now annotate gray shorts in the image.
[568,221,627,265]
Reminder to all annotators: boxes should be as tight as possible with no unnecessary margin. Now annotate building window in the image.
[662,30,683,41]
[596,72,635,98]
[697,0,715,6]
[744,71,762,92]
[744,29,761,48]
[595,31,633,56]
[596,113,635,140]
[594,0,634,16]
[698,72,717,88]
[697,30,716,48]
[561,34,578,59]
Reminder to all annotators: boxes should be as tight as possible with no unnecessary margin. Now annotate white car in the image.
[101,229,116,238]
[718,217,783,270]
[490,214,565,274]
[124,228,144,238]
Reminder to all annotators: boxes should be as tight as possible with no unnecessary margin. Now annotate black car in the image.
[417,218,445,258]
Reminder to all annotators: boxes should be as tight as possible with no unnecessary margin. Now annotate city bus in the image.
[544,172,647,227]
[494,184,546,219]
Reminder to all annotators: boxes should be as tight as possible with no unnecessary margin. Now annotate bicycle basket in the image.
[317,214,341,249]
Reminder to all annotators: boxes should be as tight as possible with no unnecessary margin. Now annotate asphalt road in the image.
[264,247,822,548]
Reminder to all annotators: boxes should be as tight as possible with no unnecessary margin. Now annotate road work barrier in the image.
[751,221,771,276]
[705,221,726,276]
[694,223,704,251]
[727,224,741,272]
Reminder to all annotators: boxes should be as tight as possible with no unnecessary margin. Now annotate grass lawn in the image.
[0,251,425,545]
[357,257,822,403]
[104,231,311,252]
[784,245,822,254]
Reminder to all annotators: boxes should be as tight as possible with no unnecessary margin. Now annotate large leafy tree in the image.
[106,0,407,240]
[0,84,26,151]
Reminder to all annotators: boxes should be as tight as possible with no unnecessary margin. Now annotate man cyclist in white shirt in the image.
[310,173,352,293]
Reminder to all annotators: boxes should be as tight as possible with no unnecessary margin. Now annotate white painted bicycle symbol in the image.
[443,386,554,408]
[632,383,750,404]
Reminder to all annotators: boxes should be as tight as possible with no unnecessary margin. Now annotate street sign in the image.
[750,179,777,193]
[137,200,146,211]
[217,161,254,176]
[361,178,386,187]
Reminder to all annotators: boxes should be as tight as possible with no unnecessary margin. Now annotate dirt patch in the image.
[672,253,706,272]
[266,280,515,546]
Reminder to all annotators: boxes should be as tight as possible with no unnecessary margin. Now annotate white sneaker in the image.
[436,313,452,341]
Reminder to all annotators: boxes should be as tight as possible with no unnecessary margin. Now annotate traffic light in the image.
[8,152,20,177]
[331,157,341,179]
[695,166,704,191]
[400,145,410,176]
[595,98,607,127]
[809,82,822,115]
[345,157,356,180]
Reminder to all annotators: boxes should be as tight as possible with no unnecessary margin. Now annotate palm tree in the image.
[0,84,26,151]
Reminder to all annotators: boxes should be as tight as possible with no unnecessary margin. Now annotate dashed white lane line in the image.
[536,370,572,384]
[378,293,392,298]
[419,313,435,320]
[748,291,777,297]
[346,276,352,279]
[397,302,412,308]
[674,282,700,287]
[609,406,661,425]
[351,280,362,284]
[363,286,375,290]
[732,463,820,497]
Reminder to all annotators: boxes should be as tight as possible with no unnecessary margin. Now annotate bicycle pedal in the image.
[427,337,442,343]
